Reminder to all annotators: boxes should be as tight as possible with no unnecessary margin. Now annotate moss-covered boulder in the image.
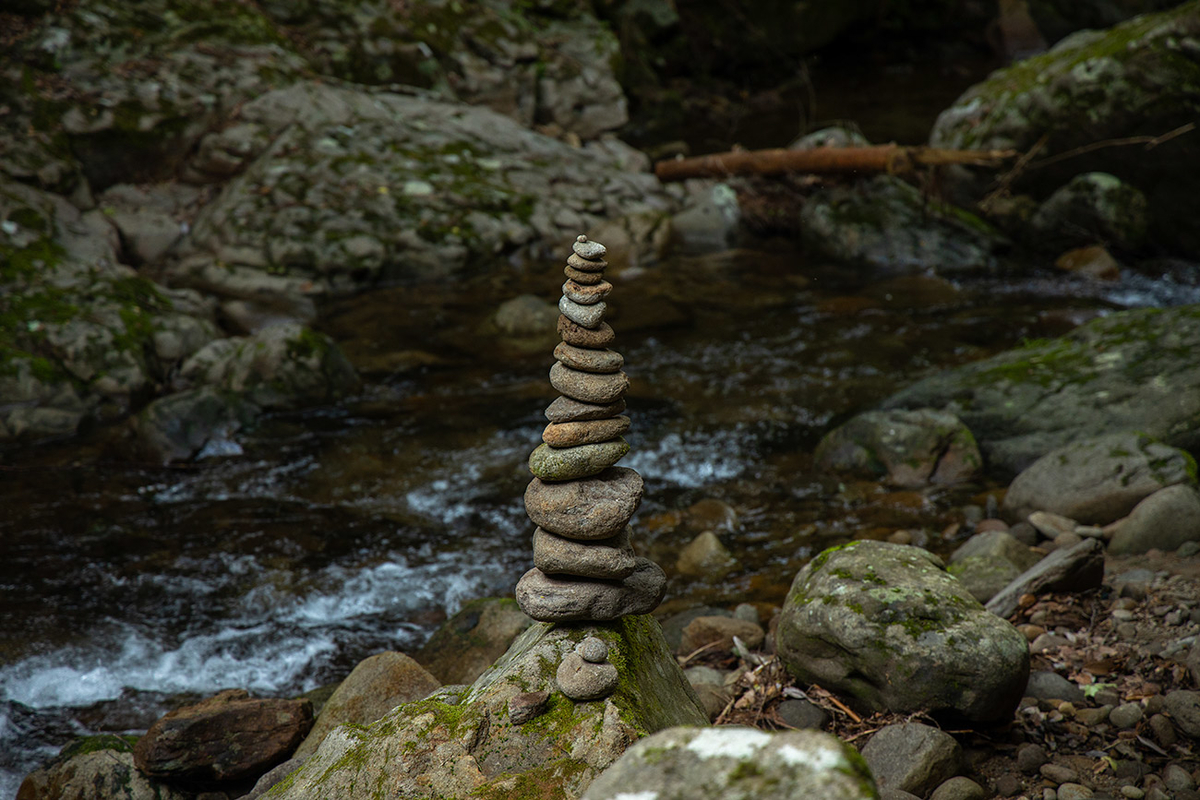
[930,1,1200,256]
[799,175,1008,276]
[17,735,189,800]
[881,305,1200,478]
[269,616,707,800]
[814,408,983,488]
[776,541,1030,723]
[1,179,220,442]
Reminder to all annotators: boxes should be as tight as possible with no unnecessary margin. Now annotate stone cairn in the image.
[516,236,666,699]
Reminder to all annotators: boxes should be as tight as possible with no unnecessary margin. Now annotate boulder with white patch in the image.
[581,726,879,799]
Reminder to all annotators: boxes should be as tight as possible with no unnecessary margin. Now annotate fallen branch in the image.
[653,143,1017,183]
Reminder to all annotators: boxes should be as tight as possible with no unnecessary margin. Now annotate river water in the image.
[4,239,1198,793]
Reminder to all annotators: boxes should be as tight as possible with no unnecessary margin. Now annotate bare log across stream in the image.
[653,143,1018,182]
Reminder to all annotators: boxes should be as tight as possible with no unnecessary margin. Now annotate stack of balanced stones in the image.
[516,235,667,624]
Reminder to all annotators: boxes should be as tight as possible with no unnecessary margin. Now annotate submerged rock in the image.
[882,305,1200,478]
[1029,172,1149,252]
[776,541,1030,723]
[267,617,707,800]
[581,726,879,800]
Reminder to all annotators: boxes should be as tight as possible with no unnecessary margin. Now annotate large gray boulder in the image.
[947,530,1042,604]
[776,541,1030,723]
[17,735,189,800]
[170,80,670,303]
[930,1,1200,256]
[1002,432,1197,525]
[799,175,1008,276]
[581,726,879,800]
[882,305,1200,478]
[269,616,707,799]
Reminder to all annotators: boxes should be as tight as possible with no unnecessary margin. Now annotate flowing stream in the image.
[4,242,1199,794]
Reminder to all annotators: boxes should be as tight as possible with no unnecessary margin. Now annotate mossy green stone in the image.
[529,438,629,480]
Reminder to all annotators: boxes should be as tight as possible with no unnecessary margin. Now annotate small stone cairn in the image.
[516,235,666,630]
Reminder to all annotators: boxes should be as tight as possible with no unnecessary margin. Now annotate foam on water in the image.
[623,429,747,488]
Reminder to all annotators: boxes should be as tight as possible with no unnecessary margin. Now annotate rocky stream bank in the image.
[6,0,1200,798]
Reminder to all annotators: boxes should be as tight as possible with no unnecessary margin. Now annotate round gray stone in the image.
[556,651,618,701]
[861,722,963,797]
[533,526,636,580]
[549,362,628,404]
[1164,690,1200,738]
[525,467,643,538]
[1025,671,1086,703]
[577,637,609,664]
[515,558,666,622]
[528,439,629,481]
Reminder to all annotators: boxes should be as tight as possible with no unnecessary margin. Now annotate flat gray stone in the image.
[559,295,607,328]
[533,526,637,579]
[544,395,626,423]
[528,439,629,481]
[553,342,623,373]
[549,362,628,404]
[571,236,607,261]
[567,253,608,272]
[543,416,631,447]
[525,467,643,539]
[515,558,666,622]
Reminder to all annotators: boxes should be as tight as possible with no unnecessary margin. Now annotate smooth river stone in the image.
[558,315,614,347]
[528,438,629,481]
[544,396,626,423]
[562,279,612,305]
[572,236,607,261]
[564,264,605,285]
[554,341,623,373]
[543,416,631,447]
[515,558,666,622]
[550,362,628,404]
[525,467,643,538]
[559,296,607,328]
[567,252,608,272]
[533,526,636,579]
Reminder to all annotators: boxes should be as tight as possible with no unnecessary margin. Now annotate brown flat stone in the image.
[515,558,666,622]
[564,265,605,285]
[558,315,615,347]
[533,525,636,579]
[554,342,623,373]
[567,252,608,272]
[563,279,612,305]
[543,416,631,447]
[544,395,626,423]
[550,362,628,404]
[525,467,643,538]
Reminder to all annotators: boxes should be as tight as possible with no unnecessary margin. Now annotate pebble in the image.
[777,698,829,730]
[1026,671,1086,703]
[549,362,629,404]
[1109,702,1143,729]
[1164,690,1200,737]
[994,773,1022,796]
[542,416,631,447]
[559,295,607,328]
[1057,785,1094,800]
[1074,706,1110,726]
[1016,743,1048,773]
[1041,764,1080,783]
[1164,763,1196,792]
[679,616,765,655]
[557,315,615,347]
[571,235,607,261]
[556,651,618,700]
[1148,712,1177,746]
[577,637,609,664]
[533,526,637,579]
[930,777,986,800]
[553,341,623,373]
[1121,787,1145,799]
[528,439,629,481]
[562,278,612,305]
[544,395,625,423]
[515,558,666,622]
[525,468,643,539]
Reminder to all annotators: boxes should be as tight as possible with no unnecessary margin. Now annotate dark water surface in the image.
[5,240,1198,793]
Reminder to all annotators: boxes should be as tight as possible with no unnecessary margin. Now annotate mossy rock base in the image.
[270,616,707,800]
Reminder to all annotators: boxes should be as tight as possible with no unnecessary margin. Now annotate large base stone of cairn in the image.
[266,618,707,800]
